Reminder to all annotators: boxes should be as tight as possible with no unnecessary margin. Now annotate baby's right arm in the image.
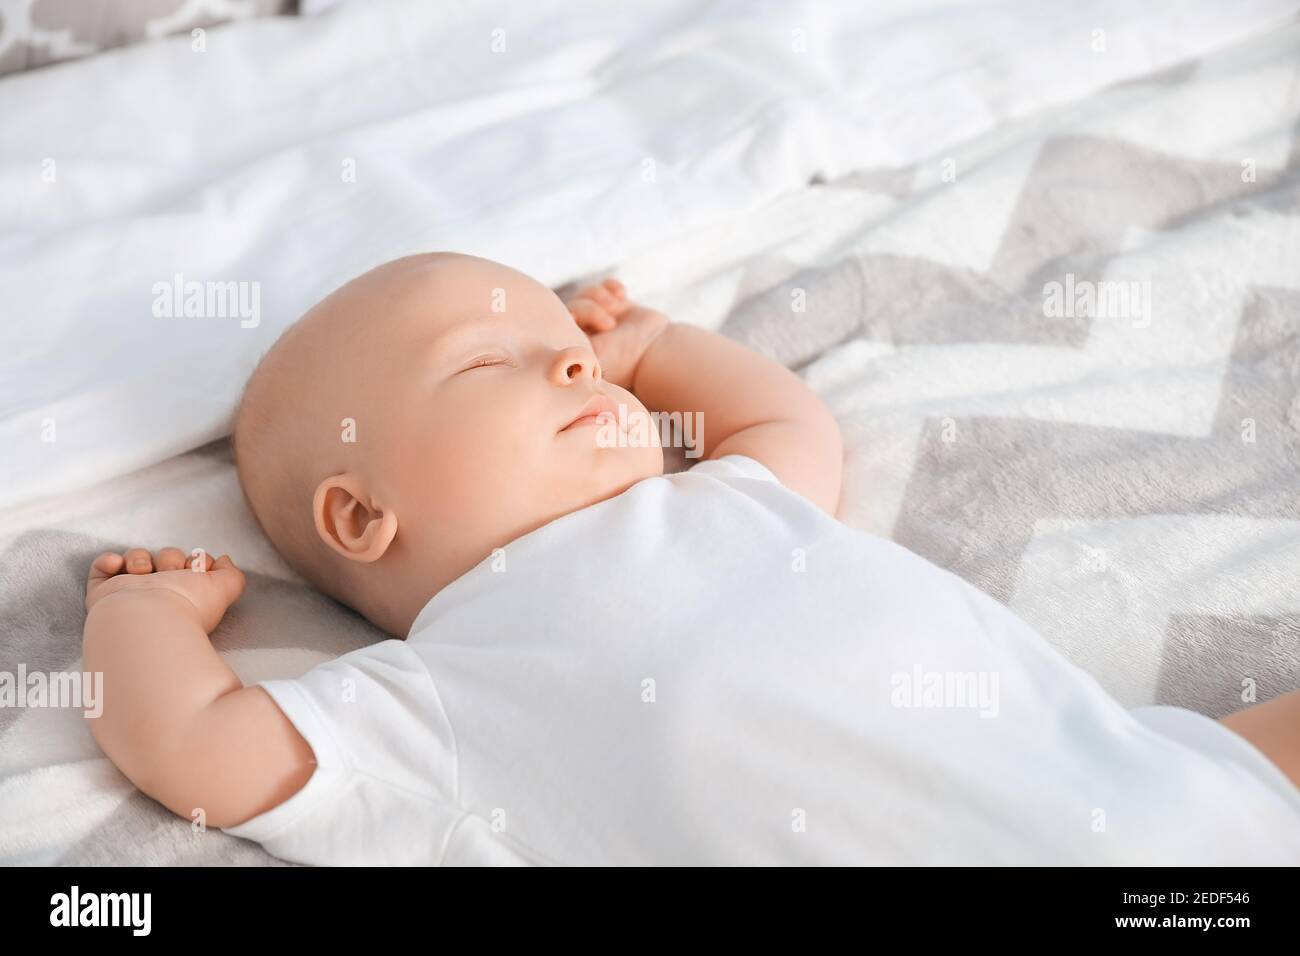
[82,548,315,828]
[568,280,843,514]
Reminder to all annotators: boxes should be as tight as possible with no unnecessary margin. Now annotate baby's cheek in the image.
[606,383,647,418]
[637,441,667,479]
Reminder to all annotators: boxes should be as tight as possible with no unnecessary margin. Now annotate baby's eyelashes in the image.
[459,353,516,372]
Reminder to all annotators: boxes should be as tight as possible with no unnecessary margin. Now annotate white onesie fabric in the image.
[222,455,1300,864]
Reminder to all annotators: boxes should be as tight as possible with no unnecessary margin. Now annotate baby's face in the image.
[336,255,663,601]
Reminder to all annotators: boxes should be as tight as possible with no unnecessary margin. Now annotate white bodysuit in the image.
[223,455,1300,864]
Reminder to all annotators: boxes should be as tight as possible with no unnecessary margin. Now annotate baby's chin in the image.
[592,439,664,484]
[560,436,664,503]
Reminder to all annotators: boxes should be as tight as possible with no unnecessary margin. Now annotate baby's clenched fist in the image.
[84,548,246,634]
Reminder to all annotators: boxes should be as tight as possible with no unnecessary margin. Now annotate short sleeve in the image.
[686,454,782,485]
[220,639,465,865]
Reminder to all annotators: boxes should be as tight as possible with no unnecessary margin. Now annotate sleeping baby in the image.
[81,252,1300,864]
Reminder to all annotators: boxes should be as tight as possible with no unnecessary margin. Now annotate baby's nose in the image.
[550,346,601,385]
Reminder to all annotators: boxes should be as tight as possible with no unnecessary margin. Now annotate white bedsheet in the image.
[2,0,1293,511]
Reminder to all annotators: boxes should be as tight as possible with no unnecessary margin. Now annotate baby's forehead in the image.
[386,261,576,342]
[296,255,574,369]
[384,255,544,313]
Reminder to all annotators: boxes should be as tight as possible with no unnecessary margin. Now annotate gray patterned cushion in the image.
[0,0,296,76]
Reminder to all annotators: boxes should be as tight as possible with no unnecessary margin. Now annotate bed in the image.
[3,0,1299,864]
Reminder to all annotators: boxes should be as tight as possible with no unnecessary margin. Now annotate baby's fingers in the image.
[210,554,247,604]
[186,548,215,572]
[86,552,125,589]
[568,298,617,333]
[584,281,631,317]
[155,547,188,572]
[123,548,154,574]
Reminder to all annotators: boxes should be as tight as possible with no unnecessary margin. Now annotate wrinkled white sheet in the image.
[2,0,1294,511]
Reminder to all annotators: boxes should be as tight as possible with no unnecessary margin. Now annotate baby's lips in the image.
[559,394,619,432]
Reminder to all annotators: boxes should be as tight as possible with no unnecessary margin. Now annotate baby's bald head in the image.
[232,253,661,636]
[235,274,365,603]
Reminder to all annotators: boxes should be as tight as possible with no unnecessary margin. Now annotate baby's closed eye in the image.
[460,353,516,372]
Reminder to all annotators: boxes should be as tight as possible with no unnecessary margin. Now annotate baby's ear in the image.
[312,474,398,563]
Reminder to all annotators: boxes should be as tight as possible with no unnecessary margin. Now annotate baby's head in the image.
[234,253,663,636]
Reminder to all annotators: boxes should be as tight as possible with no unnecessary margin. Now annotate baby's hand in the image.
[85,548,246,635]
[564,278,669,390]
